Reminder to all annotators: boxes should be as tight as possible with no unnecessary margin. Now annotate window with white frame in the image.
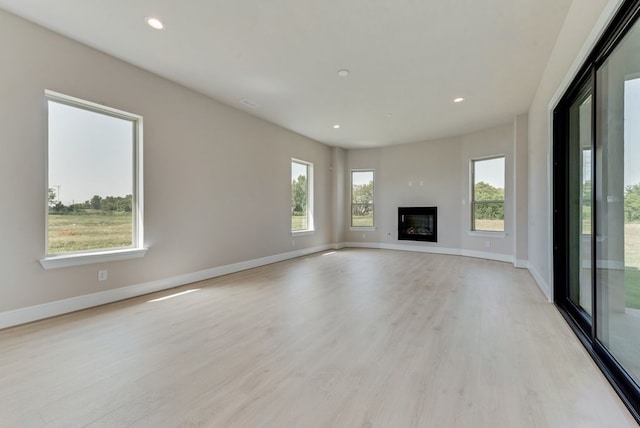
[471,156,505,232]
[351,170,374,228]
[45,90,143,259]
[291,159,313,232]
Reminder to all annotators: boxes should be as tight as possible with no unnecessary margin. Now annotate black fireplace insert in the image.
[398,207,437,242]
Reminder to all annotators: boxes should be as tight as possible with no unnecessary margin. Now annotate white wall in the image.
[380,138,462,251]
[0,10,333,314]
[460,124,514,258]
[331,147,346,244]
[345,148,383,243]
[527,0,623,298]
[3,0,625,323]
[514,114,529,266]
[344,123,518,261]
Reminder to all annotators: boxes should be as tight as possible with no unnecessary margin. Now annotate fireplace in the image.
[398,207,437,242]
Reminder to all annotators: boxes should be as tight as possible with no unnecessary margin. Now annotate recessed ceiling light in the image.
[333,124,341,129]
[454,97,465,103]
[146,17,164,30]
[385,113,393,117]
[337,69,350,77]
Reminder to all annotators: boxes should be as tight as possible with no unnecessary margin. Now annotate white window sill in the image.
[468,231,507,238]
[292,230,315,237]
[350,227,376,232]
[40,247,148,270]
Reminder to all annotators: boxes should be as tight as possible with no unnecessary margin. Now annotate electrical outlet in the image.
[485,241,491,248]
[98,270,108,281]
[362,234,366,239]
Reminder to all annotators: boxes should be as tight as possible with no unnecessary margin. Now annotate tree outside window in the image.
[472,157,505,232]
[351,170,374,227]
[291,159,313,232]
[46,90,143,256]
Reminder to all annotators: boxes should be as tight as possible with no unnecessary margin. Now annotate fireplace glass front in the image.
[398,207,437,242]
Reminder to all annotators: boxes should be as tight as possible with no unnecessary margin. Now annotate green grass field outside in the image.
[48,213,132,254]
[625,223,640,309]
[625,269,640,309]
[291,215,307,231]
[351,214,373,227]
[474,218,504,232]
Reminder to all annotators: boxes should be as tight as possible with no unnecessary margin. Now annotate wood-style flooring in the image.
[0,249,636,427]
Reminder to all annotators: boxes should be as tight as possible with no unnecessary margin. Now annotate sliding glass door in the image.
[595,21,640,386]
[554,0,640,421]
[568,87,593,318]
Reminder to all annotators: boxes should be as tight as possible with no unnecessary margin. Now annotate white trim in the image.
[136,110,144,254]
[344,242,453,253]
[2,244,334,330]
[291,158,314,232]
[3,243,535,330]
[45,90,144,120]
[342,241,515,264]
[342,241,385,250]
[344,242,461,256]
[460,249,514,264]
[467,231,507,238]
[470,155,506,234]
[350,168,375,229]
[40,248,148,270]
[45,90,145,260]
[381,243,459,255]
[471,153,507,162]
[344,242,531,266]
[528,263,552,302]
[547,0,625,111]
[291,230,315,237]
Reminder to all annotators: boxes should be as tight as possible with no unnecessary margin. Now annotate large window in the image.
[471,156,505,232]
[45,90,143,260]
[351,170,374,228]
[291,159,313,232]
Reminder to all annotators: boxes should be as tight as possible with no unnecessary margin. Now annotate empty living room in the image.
[1,0,639,426]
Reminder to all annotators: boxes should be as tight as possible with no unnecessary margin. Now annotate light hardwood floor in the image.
[0,249,636,427]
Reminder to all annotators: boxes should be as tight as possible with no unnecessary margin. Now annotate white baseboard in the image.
[343,242,516,265]
[460,249,514,264]
[514,259,529,269]
[0,244,335,330]
[0,241,533,330]
[343,241,460,255]
[528,264,552,302]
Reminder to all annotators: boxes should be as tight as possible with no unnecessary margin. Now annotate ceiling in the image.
[0,0,573,149]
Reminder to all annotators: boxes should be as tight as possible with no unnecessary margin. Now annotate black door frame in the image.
[553,0,640,422]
